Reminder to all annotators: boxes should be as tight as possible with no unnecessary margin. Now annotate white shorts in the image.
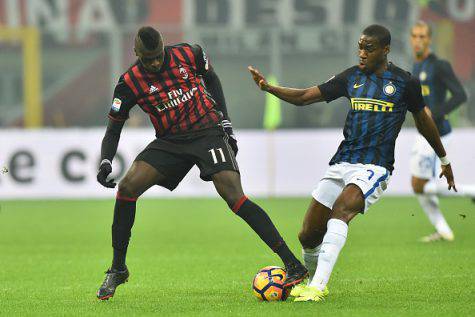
[312,162,390,212]
[410,133,451,179]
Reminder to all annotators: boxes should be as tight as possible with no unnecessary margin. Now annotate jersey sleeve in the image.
[190,44,210,75]
[317,70,349,102]
[434,60,467,117]
[108,75,137,121]
[404,76,426,113]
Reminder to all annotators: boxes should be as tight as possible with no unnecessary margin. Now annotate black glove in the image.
[97,159,116,188]
[222,119,238,155]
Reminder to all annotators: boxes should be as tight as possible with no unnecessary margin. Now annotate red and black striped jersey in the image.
[108,43,221,137]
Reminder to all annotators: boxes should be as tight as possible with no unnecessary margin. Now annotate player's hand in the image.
[248,66,270,91]
[439,164,457,192]
[97,160,116,188]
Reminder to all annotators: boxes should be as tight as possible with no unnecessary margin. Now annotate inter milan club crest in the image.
[383,82,396,96]
[179,65,189,80]
[419,71,427,81]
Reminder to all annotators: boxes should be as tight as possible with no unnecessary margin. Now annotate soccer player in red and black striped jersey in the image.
[95,26,307,300]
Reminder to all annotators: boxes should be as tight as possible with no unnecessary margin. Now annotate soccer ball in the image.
[252,266,287,301]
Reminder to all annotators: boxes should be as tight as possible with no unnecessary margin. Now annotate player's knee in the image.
[224,194,243,210]
[411,177,426,194]
[298,229,325,248]
[332,204,356,224]
[118,178,138,199]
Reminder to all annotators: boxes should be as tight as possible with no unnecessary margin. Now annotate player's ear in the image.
[383,45,390,55]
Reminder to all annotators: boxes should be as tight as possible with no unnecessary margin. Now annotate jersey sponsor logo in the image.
[353,83,364,89]
[383,82,396,96]
[350,98,394,112]
[111,98,122,112]
[149,85,159,94]
[421,84,430,96]
[419,71,427,81]
[156,87,198,112]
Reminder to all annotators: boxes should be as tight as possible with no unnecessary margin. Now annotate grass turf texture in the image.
[0,197,473,316]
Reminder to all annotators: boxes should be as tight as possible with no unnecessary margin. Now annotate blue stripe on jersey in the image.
[413,55,451,136]
[364,170,389,198]
[329,65,413,171]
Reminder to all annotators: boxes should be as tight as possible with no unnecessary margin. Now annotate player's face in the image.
[410,26,431,57]
[135,41,165,72]
[357,35,388,73]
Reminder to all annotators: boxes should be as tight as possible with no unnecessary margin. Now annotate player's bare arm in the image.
[248,66,324,106]
[412,106,456,191]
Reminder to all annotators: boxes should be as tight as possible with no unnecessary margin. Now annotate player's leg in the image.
[307,184,363,290]
[112,161,167,270]
[296,164,389,302]
[288,198,332,298]
[297,199,331,283]
[298,177,343,283]
[412,176,454,241]
[212,170,308,287]
[98,160,167,300]
[295,184,363,302]
[410,135,454,241]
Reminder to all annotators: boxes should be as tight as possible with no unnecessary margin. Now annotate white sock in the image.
[424,181,475,197]
[417,194,453,236]
[302,244,321,283]
[309,219,348,291]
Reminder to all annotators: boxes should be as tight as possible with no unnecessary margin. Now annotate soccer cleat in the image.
[420,232,454,243]
[97,267,129,300]
[283,262,308,288]
[294,285,325,302]
[290,284,329,298]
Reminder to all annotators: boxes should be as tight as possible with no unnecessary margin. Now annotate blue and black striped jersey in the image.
[319,63,425,172]
[413,53,467,136]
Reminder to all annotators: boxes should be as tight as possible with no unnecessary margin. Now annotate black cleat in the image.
[97,267,129,300]
[284,262,308,289]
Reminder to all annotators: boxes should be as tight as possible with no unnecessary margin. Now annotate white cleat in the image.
[420,232,454,242]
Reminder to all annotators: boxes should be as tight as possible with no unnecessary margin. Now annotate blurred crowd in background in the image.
[0,0,474,129]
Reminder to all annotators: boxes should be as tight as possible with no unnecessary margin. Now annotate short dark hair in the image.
[137,26,162,51]
[412,20,432,37]
[362,24,391,47]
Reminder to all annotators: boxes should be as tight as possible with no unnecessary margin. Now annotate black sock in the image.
[233,197,299,266]
[111,198,137,271]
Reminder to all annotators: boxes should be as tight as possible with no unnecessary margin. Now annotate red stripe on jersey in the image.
[143,70,178,133]
[171,48,201,129]
[141,104,163,132]
[132,65,170,132]
[179,48,216,116]
[123,72,139,96]
[181,45,196,68]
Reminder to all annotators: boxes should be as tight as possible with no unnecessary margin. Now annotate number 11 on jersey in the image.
[209,148,226,164]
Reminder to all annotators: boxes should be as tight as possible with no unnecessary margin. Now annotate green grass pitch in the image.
[0,197,474,316]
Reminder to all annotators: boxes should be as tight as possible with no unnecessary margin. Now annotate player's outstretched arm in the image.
[248,66,324,106]
[412,107,456,191]
[97,119,125,188]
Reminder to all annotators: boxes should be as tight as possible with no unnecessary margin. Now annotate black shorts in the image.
[135,127,239,191]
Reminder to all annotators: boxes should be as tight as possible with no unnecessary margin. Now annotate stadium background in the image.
[0,1,474,316]
[1,0,474,198]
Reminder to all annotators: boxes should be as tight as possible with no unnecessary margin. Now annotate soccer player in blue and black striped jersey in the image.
[409,21,473,243]
[249,24,457,302]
